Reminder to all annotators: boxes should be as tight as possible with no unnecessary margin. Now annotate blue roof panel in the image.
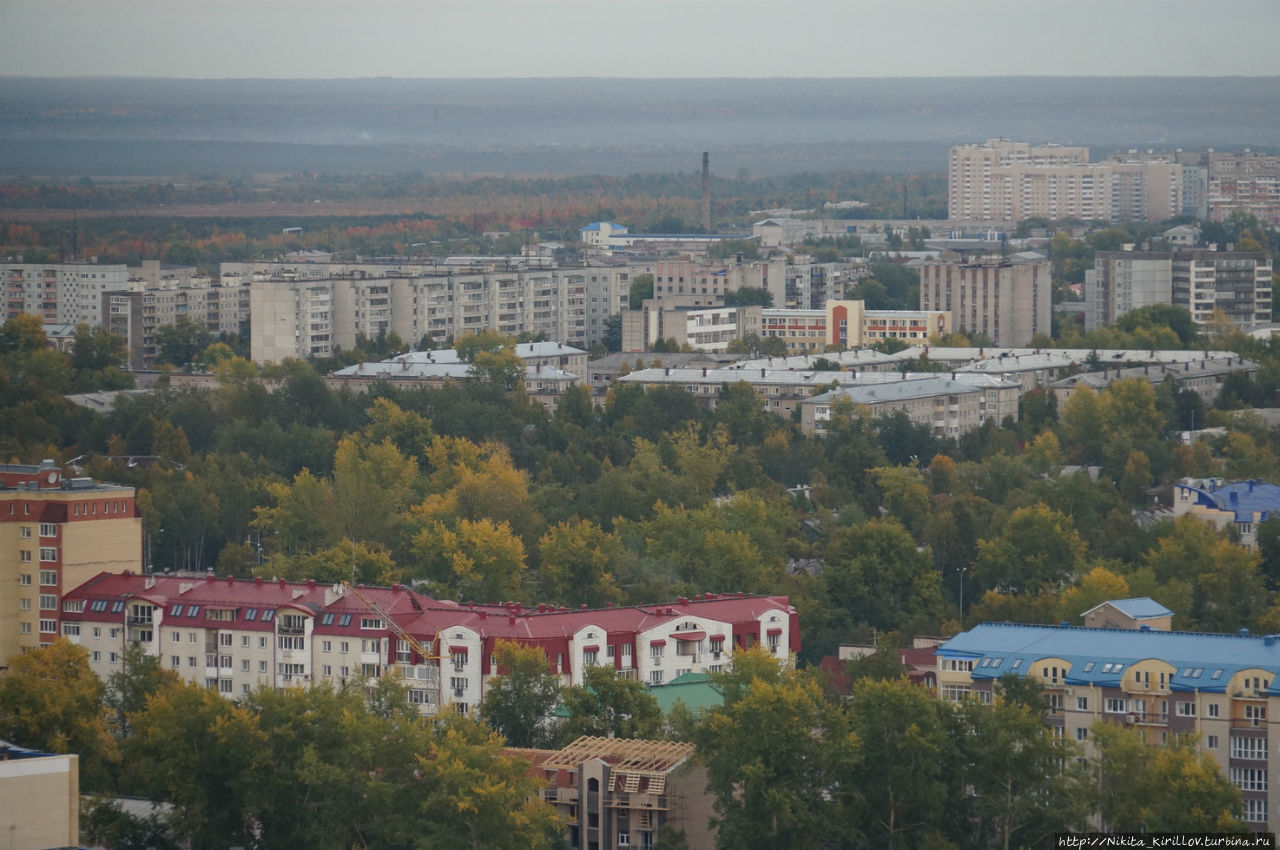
[941,623,1280,693]
[1103,597,1174,619]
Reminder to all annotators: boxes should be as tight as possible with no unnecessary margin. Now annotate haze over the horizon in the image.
[2,0,1279,79]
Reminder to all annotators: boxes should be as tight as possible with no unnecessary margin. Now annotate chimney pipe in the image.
[701,152,711,233]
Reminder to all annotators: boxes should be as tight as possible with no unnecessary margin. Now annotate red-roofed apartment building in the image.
[61,572,798,714]
[1,461,141,667]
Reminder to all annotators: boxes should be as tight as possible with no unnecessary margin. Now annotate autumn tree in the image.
[0,640,119,790]
[538,518,623,608]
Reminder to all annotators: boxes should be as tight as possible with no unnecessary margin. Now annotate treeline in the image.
[9,315,1280,664]
[0,639,1245,850]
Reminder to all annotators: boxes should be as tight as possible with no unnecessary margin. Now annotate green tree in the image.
[824,518,948,635]
[154,316,215,371]
[628,273,654,309]
[478,640,561,748]
[696,669,859,850]
[104,642,180,738]
[723,286,774,307]
[848,677,948,850]
[559,665,663,742]
[1091,722,1243,832]
[972,503,1087,596]
[124,679,266,850]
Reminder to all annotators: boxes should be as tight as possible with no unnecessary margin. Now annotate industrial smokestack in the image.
[701,152,711,233]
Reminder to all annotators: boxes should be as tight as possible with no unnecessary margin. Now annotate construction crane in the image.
[341,582,441,685]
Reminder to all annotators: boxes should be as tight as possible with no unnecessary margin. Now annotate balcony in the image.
[1231,718,1269,730]
[606,793,668,811]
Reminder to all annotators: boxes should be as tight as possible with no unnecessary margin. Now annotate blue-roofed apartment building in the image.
[1173,477,1280,549]
[939,601,1278,829]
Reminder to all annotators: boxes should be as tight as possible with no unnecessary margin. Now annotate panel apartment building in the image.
[915,253,1052,347]
[0,462,141,666]
[244,260,632,363]
[60,572,798,715]
[947,139,1204,224]
[4,262,129,326]
[940,601,1280,830]
[1085,249,1272,331]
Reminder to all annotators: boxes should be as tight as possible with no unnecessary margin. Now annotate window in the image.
[361,617,383,630]
[583,650,598,667]
[40,619,57,633]
[258,661,268,673]
[219,633,232,647]
[1245,799,1267,824]
[1176,702,1196,717]
[622,644,632,659]
[1208,703,1220,718]
[19,526,31,538]
[39,547,57,562]
[338,614,352,627]
[188,657,197,667]
[650,670,664,685]
[767,633,781,653]
[241,659,250,672]
[92,626,101,638]
[62,623,79,636]
[340,641,350,653]
[244,609,258,622]
[19,572,31,585]
[258,637,267,649]
[279,635,305,650]
[322,665,333,677]
[63,600,83,613]
[1075,728,1088,741]
[1207,735,1219,749]
[91,650,100,662]
[241,635,250,647]
[189,632,197,643]
[451,651,466,670]
[219,679,233,694]
[1231,767,1268,792]
[408,689,433,705]
[39,594,56,610]
[19,551,30,562]
[1076,697,1088,711]
[340,666,350,678]
[39,523,57,537]
[650,643,664,659]
[322,640,332,653]
[280,664,305,680]
[109,651,119,663]
[39,570,57,586]
[19,598,30,610]
[1104,698,1128,714]
[1231,737,1267,760]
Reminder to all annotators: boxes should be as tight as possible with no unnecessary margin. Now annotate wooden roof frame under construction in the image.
[541,736,694,777]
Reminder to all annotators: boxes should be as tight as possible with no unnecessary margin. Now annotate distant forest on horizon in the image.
[1,76,1278,179]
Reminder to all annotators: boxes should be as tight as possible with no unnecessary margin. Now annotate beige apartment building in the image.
[800,376,1019,437]
[915,253,1051,347]
[0,462,140,666]
[947,139,1204,224]
[940,602,1280,830]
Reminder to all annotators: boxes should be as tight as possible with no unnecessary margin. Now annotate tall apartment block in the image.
[245,261,632,362]
[1205,150,1280,227]
[0,461,141,667]
[1086,250,1272,331]
[947,140,1205,224]
[915,253,1051,347]
[4,262,129,326]
[105,268,250,369]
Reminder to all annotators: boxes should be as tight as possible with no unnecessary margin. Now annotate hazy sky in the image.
[3,0,1279,79]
